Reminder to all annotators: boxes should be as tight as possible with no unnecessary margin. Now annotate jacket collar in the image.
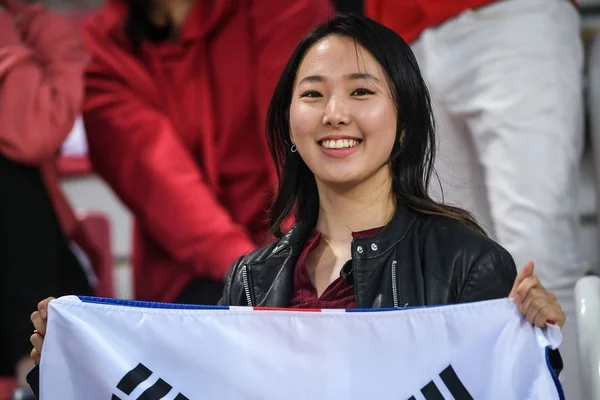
[249,204,419,307]
[274,203,419,259]
[351,204,418,260]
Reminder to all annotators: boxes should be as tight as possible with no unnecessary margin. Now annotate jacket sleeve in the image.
[457,246,563,376]
[457,246,517,303]
[0,1,87,164]
[83,63,255,282]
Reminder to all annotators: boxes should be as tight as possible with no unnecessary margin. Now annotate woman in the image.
[30,13,565,381]
[80,0,331,305]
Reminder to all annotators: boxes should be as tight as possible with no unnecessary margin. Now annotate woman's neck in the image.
[149,0,194,34]
[315,167,396,243]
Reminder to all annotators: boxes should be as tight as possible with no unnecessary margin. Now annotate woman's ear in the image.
[399,130,406,146]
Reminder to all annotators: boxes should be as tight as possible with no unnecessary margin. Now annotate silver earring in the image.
[290,144,298,153]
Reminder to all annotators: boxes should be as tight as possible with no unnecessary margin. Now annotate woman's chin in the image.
[315,173,364,191]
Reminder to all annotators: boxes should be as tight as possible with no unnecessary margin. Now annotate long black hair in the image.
[266,13,483,238]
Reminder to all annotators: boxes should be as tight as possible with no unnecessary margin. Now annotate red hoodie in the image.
[0,0,102,272]
[82,0,332,302]
[366,0,577,44]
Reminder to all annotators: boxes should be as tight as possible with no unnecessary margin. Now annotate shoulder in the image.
[219,237,289,307]
[415,213,510,261]
[411,213,517,301]
[235,240,285,267]
[83,0,131,53]
[220,223,308,306]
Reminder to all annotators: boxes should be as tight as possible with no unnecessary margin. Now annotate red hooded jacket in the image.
[82,0,332,302]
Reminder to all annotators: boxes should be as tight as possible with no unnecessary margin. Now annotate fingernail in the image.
[547,320,556,325]
[513,296,522,304]
[40,308,46,319]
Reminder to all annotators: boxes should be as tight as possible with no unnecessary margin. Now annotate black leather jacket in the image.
[220,205,563,374]
[27,206,562,400]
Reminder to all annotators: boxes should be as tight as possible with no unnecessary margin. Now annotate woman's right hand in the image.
[29,297,54,364]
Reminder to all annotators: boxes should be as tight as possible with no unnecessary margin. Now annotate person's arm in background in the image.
[82,0,332,281]
[0,0,87,164]
[82,53,255,282]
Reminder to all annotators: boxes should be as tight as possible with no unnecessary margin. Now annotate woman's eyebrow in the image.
[298,72,380,85]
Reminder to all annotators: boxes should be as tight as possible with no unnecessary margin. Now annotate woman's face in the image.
[289,35,398,189]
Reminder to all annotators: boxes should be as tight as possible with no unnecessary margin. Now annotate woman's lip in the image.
[318,136,362,142]
[318,142,361,158]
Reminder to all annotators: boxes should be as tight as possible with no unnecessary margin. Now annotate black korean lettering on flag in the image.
[113,363,189,400]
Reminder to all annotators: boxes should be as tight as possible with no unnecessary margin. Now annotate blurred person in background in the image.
[0,0,99,396]
[366,0,584,398]
[81,0,332,306]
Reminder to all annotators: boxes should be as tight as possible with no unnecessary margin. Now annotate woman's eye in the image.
[300,91,322,98]
[352,88,375,96]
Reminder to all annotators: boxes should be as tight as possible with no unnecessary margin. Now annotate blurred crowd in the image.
[0,0,589,399]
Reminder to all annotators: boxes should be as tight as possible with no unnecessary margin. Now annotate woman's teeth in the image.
[320,139,360,149]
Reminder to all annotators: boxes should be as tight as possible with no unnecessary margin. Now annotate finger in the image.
[512,275,542,304]
[31,348,40,365]
[533,306,561,328]
[30,332,44,353]
[525,299,546,325]
[509,261,534,298]
[38,297,54,320]
[542,302,566,329]
[30,311,47,336]
[519,287,546,315]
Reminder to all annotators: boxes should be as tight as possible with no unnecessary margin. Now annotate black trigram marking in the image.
[439,365,473,399]
[113,363,189,400]
[409,364,473,400]
[137,378,172,400]
[421,380,444,400]
[116,363,152,395]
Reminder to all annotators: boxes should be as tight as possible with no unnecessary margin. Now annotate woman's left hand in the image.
[509,261,566,329]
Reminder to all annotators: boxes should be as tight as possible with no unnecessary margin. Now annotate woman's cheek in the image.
[290,103,320,139]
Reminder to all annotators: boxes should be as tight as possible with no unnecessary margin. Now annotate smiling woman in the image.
[267,15,482,240]
[29,14,567,391]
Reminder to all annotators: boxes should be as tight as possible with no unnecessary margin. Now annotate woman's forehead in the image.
[296,36,384,81]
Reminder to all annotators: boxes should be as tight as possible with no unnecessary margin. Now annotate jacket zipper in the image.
[391,260,399,308]
[242,264,253,306]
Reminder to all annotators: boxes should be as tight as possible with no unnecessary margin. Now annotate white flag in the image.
[40,296,563,400]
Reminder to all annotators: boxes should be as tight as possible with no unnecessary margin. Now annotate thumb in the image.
[509,261,534,298]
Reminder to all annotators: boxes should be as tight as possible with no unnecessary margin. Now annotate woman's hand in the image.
[509,262,566,328]
[29,297,54,364]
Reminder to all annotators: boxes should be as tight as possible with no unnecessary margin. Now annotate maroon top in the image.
[289,227,383,309]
